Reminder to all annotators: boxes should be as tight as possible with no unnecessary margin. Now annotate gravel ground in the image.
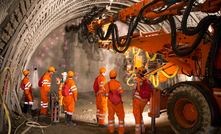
[10,90,175,134]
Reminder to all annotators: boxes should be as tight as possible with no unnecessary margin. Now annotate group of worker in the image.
[21,66,78,126]
[95,67,154,134]
[21,66,153,134]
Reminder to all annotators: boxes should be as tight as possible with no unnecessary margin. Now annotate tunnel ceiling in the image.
[0,0,220,84]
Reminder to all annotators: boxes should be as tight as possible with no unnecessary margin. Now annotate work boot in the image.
[96,117,99,125]
[123,132,129,134]
[109,130,116,134]
[27,105,32,114]
[23,104,28,114]
[67,114,76,126]
[99,124,106,128]
[65,112,68,124]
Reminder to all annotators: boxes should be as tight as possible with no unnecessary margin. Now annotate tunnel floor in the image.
[13,90,175,134]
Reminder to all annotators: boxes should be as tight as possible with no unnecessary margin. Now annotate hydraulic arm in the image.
[65,0,220,88]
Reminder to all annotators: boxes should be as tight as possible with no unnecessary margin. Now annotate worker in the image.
[63,71,77,126]
[103,70,127,134]
[132,67,154,134]
[22,70,33,114]
[40,66,56,116]
[95,67,107,127]
[56,72,68,112]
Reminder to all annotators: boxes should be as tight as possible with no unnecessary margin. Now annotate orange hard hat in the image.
[136,67,147,75]
[23,70,30,76]
[99,67,106,73]
[109,70,117,77]
[68,71,74,77]
[48,66,56,72]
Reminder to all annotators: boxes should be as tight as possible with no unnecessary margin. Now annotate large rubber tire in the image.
[167,84,211,134]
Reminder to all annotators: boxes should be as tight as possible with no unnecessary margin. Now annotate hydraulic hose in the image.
[169,15,214,56]
[205,22,221,88]
[0,67,13,134]
[112,25,132,53]
[159,66,180,78]
[181,0,218,36]
[127,74,134,86]
[132,0,159,33]
[97,24,113,40]
[169,0,219,56]
[145,52,157,61]
[87,32,99,43]
[143,15,168,25]
[110,0,160,53]
[132,47,141,56]
[149,73,160,88]
[112,20,134,47]
[78,23,88,43]
[149,66,180,87]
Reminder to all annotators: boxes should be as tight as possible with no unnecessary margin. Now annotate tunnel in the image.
[0,0,221,134]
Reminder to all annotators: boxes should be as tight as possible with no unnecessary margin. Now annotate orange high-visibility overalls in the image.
[133,77,153,134]
[104,79,125,134]
[58,79,65,105]
[63,78,77,115]
[23,77,33,105]
[96,74,107,125]
[40,72,51,114]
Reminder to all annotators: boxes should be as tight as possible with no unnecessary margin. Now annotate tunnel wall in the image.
[26,20,133,95]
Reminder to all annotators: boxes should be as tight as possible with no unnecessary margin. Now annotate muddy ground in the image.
[9,90,175,134]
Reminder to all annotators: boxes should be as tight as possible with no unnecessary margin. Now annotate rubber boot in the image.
[23,104,28,114]
[27,105,32,114]
[65,112,68,124]
[96,117,99,125]
[99,124,106,128]
[67,114,76,126]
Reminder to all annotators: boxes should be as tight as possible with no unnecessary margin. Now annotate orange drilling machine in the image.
[65,0,221,133]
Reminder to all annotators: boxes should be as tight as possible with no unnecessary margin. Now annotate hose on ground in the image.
[0,67,51,134]
[0,67,13,134]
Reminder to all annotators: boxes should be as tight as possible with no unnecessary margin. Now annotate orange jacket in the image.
[65,78,77,100]
[41,72,51,92]
[23,77,32,90]
[103,79,124,97]
[97,74,106,93]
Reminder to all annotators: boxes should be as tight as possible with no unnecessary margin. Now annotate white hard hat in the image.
[61,72,67,76]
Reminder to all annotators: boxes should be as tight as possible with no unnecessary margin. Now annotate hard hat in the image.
[68,71,74,77]
[136,67,147,75]
[48,66,56,72]
[99,67,106,73]
[61,72,67,76]
[109,70,117,77]
[23,70,30,76]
